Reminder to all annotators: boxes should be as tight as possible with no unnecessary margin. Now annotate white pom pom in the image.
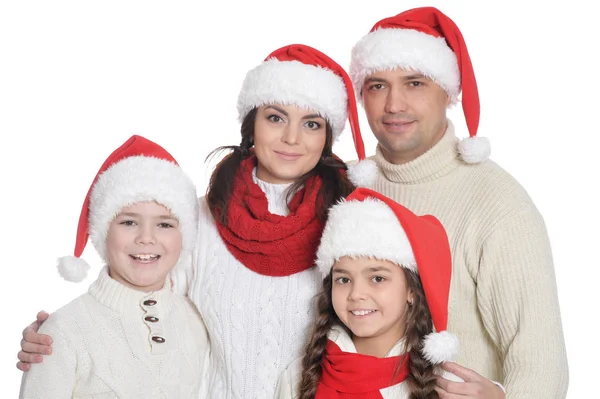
[421,331,460,364]
[347,159,378,187]
[457,136,491,164]
[57,256,90,283]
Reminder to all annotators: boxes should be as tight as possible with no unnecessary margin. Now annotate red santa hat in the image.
[316,188,458,364]
[237,44,377,186]
[350,7,490,164]
[57,135,199,283]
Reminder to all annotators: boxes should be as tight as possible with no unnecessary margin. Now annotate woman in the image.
[17,44,375,398]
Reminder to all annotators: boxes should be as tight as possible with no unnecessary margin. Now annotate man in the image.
[349,6,568,398]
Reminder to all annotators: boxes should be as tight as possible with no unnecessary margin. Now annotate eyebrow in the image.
[364,77,389,85]
[332,268,349,274]
[265,105,323,121]
[118,212,177,220]
[365,266,392,273]
[403,73,427,81]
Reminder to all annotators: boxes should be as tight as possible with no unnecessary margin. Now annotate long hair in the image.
[298,268,438,399]
[206,107,355,225]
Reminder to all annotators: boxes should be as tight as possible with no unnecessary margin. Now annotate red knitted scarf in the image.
[215,155,325,276]
[316,340,410,398]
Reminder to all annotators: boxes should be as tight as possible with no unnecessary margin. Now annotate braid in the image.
[298,274,338,399]
[403,270,439,399]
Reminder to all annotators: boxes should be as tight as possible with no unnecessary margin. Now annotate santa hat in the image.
[237,44,377,186]
[316,188,458,364]
[350,7,490,164]
[57,135,199,283]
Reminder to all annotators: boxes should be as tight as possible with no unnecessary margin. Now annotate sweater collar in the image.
[373,120,462,184]
[88,267,174,315]
[252,167,293,216]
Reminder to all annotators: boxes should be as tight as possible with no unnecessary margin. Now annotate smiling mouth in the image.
[130,254,160,263]
[350,309,377,316]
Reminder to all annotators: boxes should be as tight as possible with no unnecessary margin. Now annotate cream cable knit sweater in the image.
[185,172,322,399]
[365,121,569,398]
[19,267,210,399]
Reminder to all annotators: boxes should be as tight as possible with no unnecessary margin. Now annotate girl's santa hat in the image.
[350,7,490,164]
[237,43,377,186]
[316,188,458,364]
[57,135,199,283]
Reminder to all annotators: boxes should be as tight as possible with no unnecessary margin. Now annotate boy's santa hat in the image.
[57,135,199,283]
[350,7,490,164]
[237,44,377,186]
[316,188,458,364]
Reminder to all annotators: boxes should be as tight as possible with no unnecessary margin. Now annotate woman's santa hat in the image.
[57,135,199,283]
[316,188,459,364]
[350,7,490,164]
[237,44,377,186]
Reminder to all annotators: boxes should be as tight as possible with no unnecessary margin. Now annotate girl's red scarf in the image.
[316,340,410,398]
[215,156,325,276]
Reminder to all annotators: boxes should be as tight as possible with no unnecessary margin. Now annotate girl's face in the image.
[105,201,182,292]
[253,103,327,184]
[331,256,413,356]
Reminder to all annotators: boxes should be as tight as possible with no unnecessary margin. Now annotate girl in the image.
[275,187,461,399]
[19,135,210,398]
[18,45,376,399]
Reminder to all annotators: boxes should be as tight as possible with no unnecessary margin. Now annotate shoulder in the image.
[457,159,542,218]
[38,293,93,343]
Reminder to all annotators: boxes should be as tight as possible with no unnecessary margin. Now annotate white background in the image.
[1,1,597,397]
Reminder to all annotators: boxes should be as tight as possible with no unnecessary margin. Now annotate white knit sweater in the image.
[185,173,322,399]
[365,120,569,398]
[19,267,210,399]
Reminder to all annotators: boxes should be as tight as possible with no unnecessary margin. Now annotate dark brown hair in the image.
[298,268,438,399]
[206,107,355,224]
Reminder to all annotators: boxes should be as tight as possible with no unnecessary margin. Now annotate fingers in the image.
[441,362,482,382]
[17,350,43,365]
[36,310,50,323]
[21,339,52,355]
[16,361,31,372]
[22,325,53,346]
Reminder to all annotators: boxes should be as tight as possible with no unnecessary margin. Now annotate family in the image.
[16,7,568,399]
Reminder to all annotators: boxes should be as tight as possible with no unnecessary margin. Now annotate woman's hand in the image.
[16,311,53,372]
[435,362,505,399]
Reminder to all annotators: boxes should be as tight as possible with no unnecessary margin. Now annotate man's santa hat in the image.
[350,6,490,164]
[316,188,458,364]
[57,135,199,283]
[237,44,377,186]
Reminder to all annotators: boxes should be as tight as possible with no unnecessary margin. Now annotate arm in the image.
[477,206,568,398]
[19,314,77,398]
[17,311,53,371]
[274,359,302,399]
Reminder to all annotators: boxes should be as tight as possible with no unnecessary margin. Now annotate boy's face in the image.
[331,256,413,356]
[105,201,182,292]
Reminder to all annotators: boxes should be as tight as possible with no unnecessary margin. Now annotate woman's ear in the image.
[407,289,415,306]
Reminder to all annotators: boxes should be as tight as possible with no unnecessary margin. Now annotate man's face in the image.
[362,68,450,165]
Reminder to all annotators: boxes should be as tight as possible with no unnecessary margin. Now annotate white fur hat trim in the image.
[316,197,416,277]
[237,59,348,140]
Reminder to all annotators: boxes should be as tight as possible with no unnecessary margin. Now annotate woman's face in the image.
[253,104,328,184]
